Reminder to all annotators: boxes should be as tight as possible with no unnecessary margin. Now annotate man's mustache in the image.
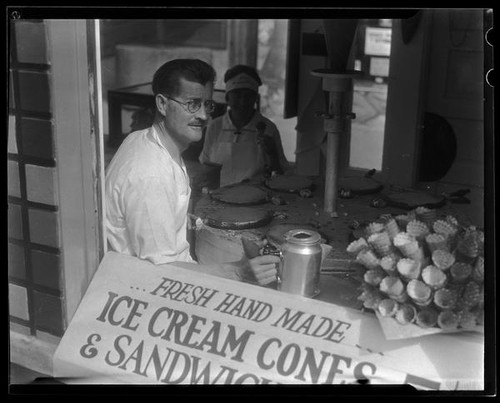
[189,119,208,127]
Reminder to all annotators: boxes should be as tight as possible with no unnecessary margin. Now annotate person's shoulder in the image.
[207,114,225,128]
[117,127,151,148]
[114,129,154,158]
[255,112,279,131]
[107,128,168,180]
[205,114,225,137]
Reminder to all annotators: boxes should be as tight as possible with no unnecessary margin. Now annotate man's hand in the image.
[240,237,280,286]
[238,254,280,286]
[244,255,280,285]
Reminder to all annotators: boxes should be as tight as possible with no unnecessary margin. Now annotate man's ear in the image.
[155,94,167,117]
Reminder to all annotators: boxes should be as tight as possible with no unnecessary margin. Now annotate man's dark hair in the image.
[152,59,216,96]
[224,64,262,85]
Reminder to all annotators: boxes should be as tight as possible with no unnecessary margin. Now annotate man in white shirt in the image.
[106,59,279,285]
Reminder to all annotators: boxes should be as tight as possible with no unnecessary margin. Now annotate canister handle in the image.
[261,243,283,285]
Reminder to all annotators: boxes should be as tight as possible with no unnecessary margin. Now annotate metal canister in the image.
[278,229,322,298]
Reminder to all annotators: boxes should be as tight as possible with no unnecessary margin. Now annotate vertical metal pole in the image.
[311,70,356,215]
[324,90,344,214]
[324,130,340,213]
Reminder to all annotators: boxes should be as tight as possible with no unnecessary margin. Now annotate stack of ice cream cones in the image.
[367,231,394,257]
[383,216,400,240]
[365,222,385,237]
[407,220,430,242]
[425,233,448,253]
[415,206,437,228]
[350,207,485,332]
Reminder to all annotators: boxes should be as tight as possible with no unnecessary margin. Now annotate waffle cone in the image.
[415,296,433,307]
[431,249,455,271]
[445,215,459,228]
[379,275,405,297]
[437,311,459,330]
[397,258,421,280]
[415,206,437,228]
[407,219,430,241]
[377,299,399,317]
[395,304,417,325]
[433,220,458,249]
[394,214,412,231]
[393,232,419,257]
[472,256,484,283]
[380,255,398,274]
[421,265,448,290]
[462,281,482,309]
[457,310,478,330]
[363,268,386,287]
[477,230,485,256]
[365,222,385,237]
[425,233,448,253]
[407,279,432,305]
[397,241,419,257]
[433,220,458,237]
[368,231,394,257]
[433,288,458,310]
[356,248,380,270]
[406,245,428,267]
[392,291,410,303]
[384,218,400,240]
[358,285,383,310]
[450,262,473,283]
[346,237,369,255]
[416,308,438,328]
[457,234,480,259]
[393,231,414,245]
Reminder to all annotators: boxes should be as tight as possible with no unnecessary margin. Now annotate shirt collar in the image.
[149,124,187,170]
[149,124,166,150]
[223,110,262,133]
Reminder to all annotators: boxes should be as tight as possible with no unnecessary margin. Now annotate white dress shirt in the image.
[105,125,195,265]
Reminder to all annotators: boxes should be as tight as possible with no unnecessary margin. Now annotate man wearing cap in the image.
[105,59,279,285]
[199,65,289,187]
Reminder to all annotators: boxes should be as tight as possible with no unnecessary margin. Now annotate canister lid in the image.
[284,229,321,245]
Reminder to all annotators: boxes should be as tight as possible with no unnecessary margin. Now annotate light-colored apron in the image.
[217,140,263,187]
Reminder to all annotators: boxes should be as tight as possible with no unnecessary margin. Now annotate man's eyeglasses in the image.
[162,95,216,115]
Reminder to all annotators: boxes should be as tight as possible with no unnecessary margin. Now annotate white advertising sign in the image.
[53,252,483,389]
